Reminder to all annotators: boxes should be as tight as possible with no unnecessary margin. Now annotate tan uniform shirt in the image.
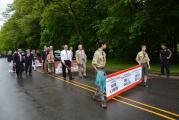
[92,48,106,68]
[75,50,87,64]
[136,51,150,64]
[47,54,54,63]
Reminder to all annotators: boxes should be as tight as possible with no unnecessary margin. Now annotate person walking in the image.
[136,45,150,87]
[7,50,14,72]
[160,43,172,77]
[92,40,107,109]
[13,49,24,79]
[31,49,37,71]
[46,50,55,73]
[41,46,48,72]
[60,45,73,80]
[75,44,87,78]
[25,49,35,76]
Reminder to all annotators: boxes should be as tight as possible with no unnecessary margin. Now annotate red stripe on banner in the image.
[107,65,141,78]
[107,80,142,100]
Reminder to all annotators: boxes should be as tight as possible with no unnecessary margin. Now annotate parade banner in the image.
[55,60,78,74]
[106,65,142,100]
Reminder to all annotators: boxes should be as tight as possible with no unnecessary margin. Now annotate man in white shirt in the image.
[60,45,73,80]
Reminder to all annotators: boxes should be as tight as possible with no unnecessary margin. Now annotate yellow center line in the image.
[116,96,179,117]
[113,98,176,120]
[56,76,179,118]
[50,76,176,120]
[37,71,177,120]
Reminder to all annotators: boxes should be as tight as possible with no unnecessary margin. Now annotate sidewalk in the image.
[149,74,179,79]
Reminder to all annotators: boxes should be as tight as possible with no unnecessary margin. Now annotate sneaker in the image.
[101,102,107,109]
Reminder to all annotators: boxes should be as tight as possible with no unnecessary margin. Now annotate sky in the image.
[0,0,14,27]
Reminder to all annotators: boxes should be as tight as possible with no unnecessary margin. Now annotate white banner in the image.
[55,60,78,74]
[106,65,142,100]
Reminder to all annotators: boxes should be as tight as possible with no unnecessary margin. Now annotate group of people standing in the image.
[136,43,172,88]
[41,44,87,81]
[7,49,35,79]
[59,44,87,80]
[5,41,172,109]
[41,46,55,73]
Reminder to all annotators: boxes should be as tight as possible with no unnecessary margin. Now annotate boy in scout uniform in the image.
[75,44,87,78]
[136,45,150,87]
[92,41,107,109]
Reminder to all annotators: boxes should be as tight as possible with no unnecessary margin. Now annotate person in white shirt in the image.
[61,45,73,80]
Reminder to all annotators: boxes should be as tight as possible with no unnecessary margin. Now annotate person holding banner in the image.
[136,45,150,87]
[92,40,107,109]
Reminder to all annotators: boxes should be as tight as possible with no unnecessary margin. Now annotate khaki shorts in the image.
[142,63,148,76]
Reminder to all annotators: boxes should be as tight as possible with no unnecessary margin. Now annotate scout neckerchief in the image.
[99,48,104,64]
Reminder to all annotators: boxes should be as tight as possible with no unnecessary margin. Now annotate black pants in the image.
[62,60,72,80]
[25,63,32,75]
[161,60,170,76]
[16,64,24,78]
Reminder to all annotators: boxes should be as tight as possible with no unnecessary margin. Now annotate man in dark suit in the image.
[13,49,24,79]
[25,49,35,76]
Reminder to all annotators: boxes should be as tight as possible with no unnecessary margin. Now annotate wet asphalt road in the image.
[0,58,179,120]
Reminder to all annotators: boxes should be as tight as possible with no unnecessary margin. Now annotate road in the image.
[0,58,179,120]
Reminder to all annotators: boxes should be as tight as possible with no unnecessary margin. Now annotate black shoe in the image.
[92,96,101,102]
[144,83,148,88]
[69,78,74,80]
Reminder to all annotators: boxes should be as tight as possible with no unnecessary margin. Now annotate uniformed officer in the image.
[92,40,107,109]
[136,45,150,87]
[75,44,87,78]
[160,44,172,77]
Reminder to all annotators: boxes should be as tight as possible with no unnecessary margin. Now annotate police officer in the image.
[92,40,107,109]
[136,45,150,87]
[160,43,172,77]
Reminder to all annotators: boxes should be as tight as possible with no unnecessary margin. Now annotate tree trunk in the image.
[68,1,83,44]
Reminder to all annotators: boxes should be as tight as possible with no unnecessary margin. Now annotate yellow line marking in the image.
[56,76,179,118]
[117,96,179,117]
[49,75,96,93]
[47,74,176,120]
[113,98,176,120]
[37,71,177,120]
